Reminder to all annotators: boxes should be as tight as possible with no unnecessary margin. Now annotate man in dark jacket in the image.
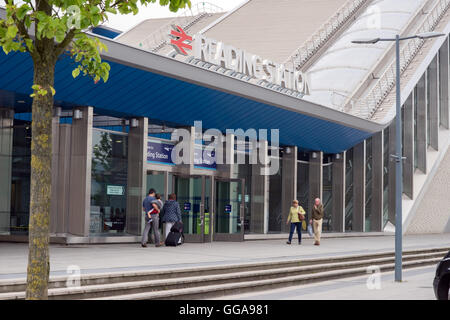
[309,198,324,246]
[161,193,182,241]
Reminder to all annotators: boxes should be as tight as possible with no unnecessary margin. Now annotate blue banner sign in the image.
[225,204,232,213]
[147,140,174,165]
[194,147,216,170]
[184,202,191,211]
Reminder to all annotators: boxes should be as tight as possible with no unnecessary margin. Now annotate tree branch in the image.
[53,28,76,58]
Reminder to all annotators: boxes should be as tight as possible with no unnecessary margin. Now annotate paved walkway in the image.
[0,234,449,280]
[216,265,437,300]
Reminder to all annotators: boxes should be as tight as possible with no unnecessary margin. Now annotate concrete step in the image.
[0,248,446,300]
[1,246,447,295]
[93,258,443,300]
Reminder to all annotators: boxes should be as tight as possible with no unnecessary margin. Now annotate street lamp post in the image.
[352,31,445,282]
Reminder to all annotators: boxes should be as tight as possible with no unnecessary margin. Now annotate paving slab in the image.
[0,234,449,280]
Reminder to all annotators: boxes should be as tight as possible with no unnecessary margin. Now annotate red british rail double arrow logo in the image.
[169,25,193,56]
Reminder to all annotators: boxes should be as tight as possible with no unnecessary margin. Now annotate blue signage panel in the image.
[147,140,175,165]
[194,147,216,170]
[225,204,232,213]
[184,202,191,211]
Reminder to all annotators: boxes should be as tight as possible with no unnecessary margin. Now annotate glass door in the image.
[173,175,205,243]
[213,178,245,241]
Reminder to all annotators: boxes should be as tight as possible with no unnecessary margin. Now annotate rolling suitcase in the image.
[165,231,184,246]
[170,221,183,233]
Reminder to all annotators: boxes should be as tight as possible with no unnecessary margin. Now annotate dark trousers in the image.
[288,222,302,243]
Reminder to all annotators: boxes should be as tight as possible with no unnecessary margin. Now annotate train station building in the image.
[1,0,450,243]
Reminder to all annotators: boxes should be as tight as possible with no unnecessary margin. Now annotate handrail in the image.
[138,2,224,52]
[350,0,450,119]
[284,0,369,70]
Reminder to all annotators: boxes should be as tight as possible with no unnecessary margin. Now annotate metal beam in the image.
[353,141,366,232]
[403,93,414,199]
[439,37,449,129]
[332,152,345,232]
[428,55,439,151]
[371,131,384,231]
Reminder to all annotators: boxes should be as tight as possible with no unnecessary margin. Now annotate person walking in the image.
[309,198,324,246]
[160,193,182,241]
[286,200,306,245]
[141,188,162,248]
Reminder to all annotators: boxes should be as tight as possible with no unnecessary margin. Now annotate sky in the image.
[104,0,246,31]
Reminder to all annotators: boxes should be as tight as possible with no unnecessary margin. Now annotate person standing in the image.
[286,200,306,245]
[141,188,162,248]
[160,193,182,241]
[309,198,324,246]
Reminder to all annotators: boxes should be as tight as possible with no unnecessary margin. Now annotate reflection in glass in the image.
[90,129,128,236]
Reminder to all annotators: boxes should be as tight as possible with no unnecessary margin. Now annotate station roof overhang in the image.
[0,32,385,153]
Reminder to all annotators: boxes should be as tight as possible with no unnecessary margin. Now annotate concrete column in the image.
[281,146,297,233]
[0,109,13,234]
[352,141,366,232]
[403,93,414,199]
[308,151,323,218]
[371,131,384,232]
[68,106,93,236]
[126,117,148,236]
[332,152,345,232]
[250,140,268,234]
[428,55,439,151]
[416,72,427,174]
[51,124,72,235]
[217,132,234,179]
[388,121,396,225]
[439,38,449,129]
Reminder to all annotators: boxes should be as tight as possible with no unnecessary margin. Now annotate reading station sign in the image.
[169,25,310,96]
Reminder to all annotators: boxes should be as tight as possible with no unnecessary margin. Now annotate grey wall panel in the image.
[250,141,268,234]
[0,109,13,234]
[68,107,93,236]
[416,72,427,174]
[428,55,439,151]
[439,37,449,129]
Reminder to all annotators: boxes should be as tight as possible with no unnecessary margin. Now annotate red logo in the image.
[169,25,193,55]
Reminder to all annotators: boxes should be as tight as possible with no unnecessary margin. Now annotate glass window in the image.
[345,148,353,231]
[322,159,333,232]
[383,128,389,227]
[90,129,128,236]
[365,138,373,232]
[9,119,31,235]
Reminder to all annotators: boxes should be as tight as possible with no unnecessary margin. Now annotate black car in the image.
[434,250,450,300]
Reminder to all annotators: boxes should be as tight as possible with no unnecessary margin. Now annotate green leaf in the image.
[6,25,18,38]
[72,68,80,78]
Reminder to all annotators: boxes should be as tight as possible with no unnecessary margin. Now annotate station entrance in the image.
[147,171,245,242]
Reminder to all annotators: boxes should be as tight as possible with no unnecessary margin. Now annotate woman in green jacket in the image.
[286,200,306,245]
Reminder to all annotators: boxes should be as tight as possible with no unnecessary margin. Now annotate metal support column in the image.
[308,151,323,218]
[0,108,13,234]
[281,146,297,233]
[416,72,428,174]
[68,106,93,236]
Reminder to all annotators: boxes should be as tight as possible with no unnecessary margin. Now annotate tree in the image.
[0,0,191,300]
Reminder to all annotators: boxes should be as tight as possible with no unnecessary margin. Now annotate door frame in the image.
[212,177,245,242]
[172,174,206,243]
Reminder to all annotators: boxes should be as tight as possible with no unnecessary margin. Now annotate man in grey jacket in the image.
[141,188,162,248]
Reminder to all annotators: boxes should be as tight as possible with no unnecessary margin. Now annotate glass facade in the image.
[365,138,373,232]
[383,128,389,227]
[268,156,282,232]
[90,129,128,235]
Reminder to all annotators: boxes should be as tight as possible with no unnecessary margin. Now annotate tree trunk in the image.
[26,59,55,300]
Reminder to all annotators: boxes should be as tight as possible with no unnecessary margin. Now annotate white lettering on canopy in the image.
[193,34,310,95]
